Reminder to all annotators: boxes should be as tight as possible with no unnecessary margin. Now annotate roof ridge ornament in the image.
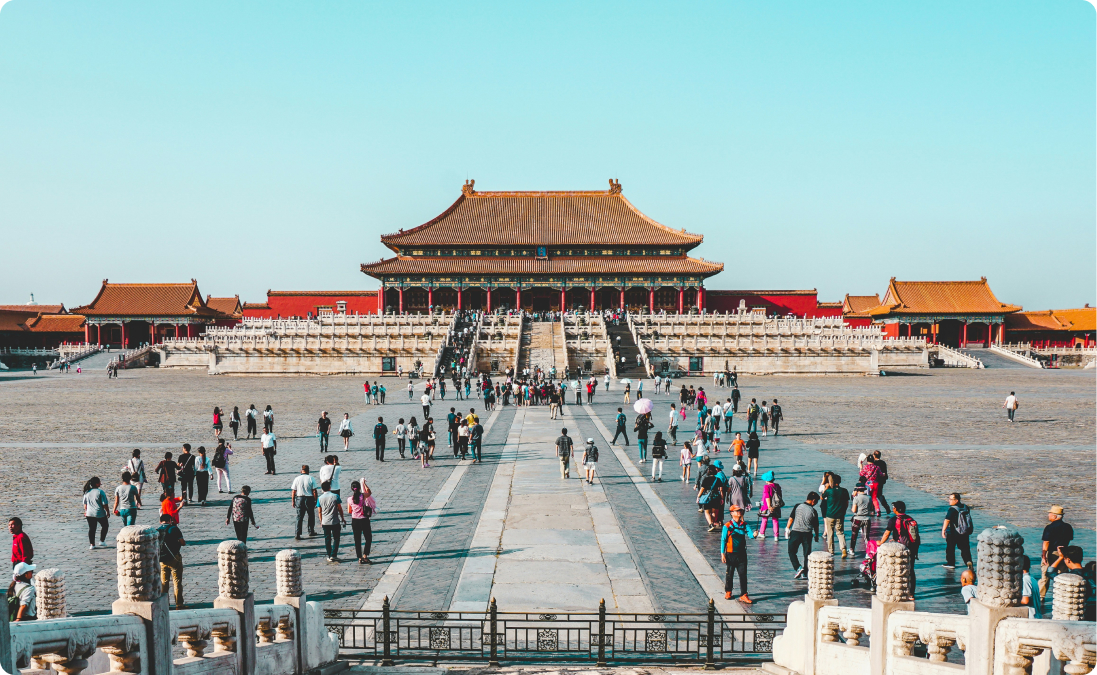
[462,179,476,196]
[608,178,622,195]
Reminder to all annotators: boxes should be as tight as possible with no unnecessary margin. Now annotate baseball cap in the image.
[587,439,595,444]
[12,562,35,578]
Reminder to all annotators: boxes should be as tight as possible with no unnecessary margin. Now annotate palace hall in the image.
[360,180,724,314]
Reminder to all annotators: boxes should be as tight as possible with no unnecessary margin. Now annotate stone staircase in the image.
[606,320,646,376]
[519,321,557,373]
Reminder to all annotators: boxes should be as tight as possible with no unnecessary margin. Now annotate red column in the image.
[486,288,492,312]
[428,287,433,309]
[378,285,384,314]
[515,287,521,310]
[187,324,194,339]
[120,321,127,349]
[962,321,968,348]
[997,323,1004,344]
[150,323,156,345]
[175,324,180,338]
[96,324,101,345]
[84,323,90,344]
[399,288,405,314]
[696,287,703,311]
[619,288,625,309]
[678,287,684,314]
[457,287,462,310]
[590,287,596,311]
[649,287,655,313]
[560,288,566,311]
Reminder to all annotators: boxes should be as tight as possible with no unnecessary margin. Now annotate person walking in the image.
[373,417,388,461]
[212,441,233,493]
[263,405,275,434]
[746,432,762,476]
[124,449,147,496]
[668,404,679,444]
[158,513,186,609]
[421,392,432,420]
[848,485,873,553]
[746,399,759,434]
[177,445,197,505]
[456,419,470,459]
[679,442,693,482]
[261,428,278,475]
[194,447,212,505]
[787,492,820,579]
[317,412,332,453]
[229,406,241,440]
[611,408,630,446]
[348,481,373,564]
[245,404,258,439]
[317,481,346,562]
[549,389,560,419]
[8,517,33,568]
[757,471,783,541]
[760,401,769,438]
[730,385,741,415]
[112,474,141,526]
[82,477,111,550]
[394,418,407,458]
[878,501,921,596]
[821,474,850,558]
[319,455,342,496]
[10,562,37,620]
[338,413,353,451]
[1038,505,1073,601]
[212,407,224,439]
[635,412,653,464]
[581,438,599,485]
[226,486,258,542]
[650,431,668,481]
[721,505,755,603]
[469,418,484,463]
[1004,391,1019,422]
[770,399,783,436]
[155,451,177,497]
[859,455,884,516]
[556,428,574,479]
[941,492,974,570]
[726,464,752,513]
[291,466,319,540]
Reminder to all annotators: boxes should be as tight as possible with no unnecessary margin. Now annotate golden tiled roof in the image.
[1006,307,1095,332]
[0,304,66,314]
[380,180,703,248]
[25,314,86,333]
[843,294,881,316]
[0,309,36,332]
[362,256,723,277]
[867,278,1020,317]
[206,295,243,318]
[73,280,223,318]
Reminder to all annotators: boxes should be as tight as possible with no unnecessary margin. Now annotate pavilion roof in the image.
[380,180,703,249]
[0,304,66,314]
[1005,307,1096,333]
[361,255,723,277]
[866,278,1020,317]
[843,294,881,316]
[24,313,86,333]
[0,310,36,333]
[73,280,225,318]
[206,295,243,318]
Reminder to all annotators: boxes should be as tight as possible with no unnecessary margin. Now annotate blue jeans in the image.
[724,414,733,432]
[470,438,482,461]
[637,438,648,460]
[747,418,757,433]
[119,509,137,526]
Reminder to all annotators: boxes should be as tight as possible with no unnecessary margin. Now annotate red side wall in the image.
[705,290,841,318]
[242,292,380,319]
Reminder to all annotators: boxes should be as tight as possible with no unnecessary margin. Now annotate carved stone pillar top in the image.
[807,551,835,600]
[33,568,66,619]
[1053,573,1087,621]
[876,542,912,603]
[975,526,1024,608]
[116,525,162,602]
[275,549,303,598]
[218,540,250,599]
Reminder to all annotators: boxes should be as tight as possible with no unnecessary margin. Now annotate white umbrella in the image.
[619,378,632,385]
[633,398,654,414]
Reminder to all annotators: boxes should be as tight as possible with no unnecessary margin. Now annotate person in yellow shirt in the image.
[465,407,479,427]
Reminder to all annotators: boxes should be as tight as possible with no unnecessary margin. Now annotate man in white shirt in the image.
[711,402,723,434]
[261,430,278,475]
[421,392,431,420]
[1004,391,1018,422]
[291,466,319,540]
[669,404,679,443]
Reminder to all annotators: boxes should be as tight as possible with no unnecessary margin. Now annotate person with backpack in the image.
[879,500,920,596]
[8,562,37,621]
[556,428,574,479]
[226,486,258,542]
[582,438,599,485]
[821,474,850,558]
[770,399,783,436]
[721,505,755,604]
[176,445,197,505]
[373,417,388,461]
[245,404,258,439]
[155,451,177,497]
[124,449,147,496]
[941,492,974,570]
[746,399,759,434]
[229,406,241,440]
[650,431,668,481]
[787,492,821,579]
[871,451,891,514]
[611,408,630,446]
[212,440,233,492]
[757,471,784,541]
[158,513,186,609]
[348,481,373,564]
[263,405,275,434]
[634,412,654,464]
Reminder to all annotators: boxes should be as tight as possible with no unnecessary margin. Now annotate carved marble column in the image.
[1052,573,1087,621]
[274,549,308,675]
[807,551,834,601]
[967,527,1029,675]
[33,568,66,619]
[214,540,255,675]
[112,525,171,675]
[870,542,916,675]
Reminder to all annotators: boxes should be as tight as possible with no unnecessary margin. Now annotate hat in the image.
[712,460,724,469]
[728,505,743,512]
[761,471,776,481]
[587,439,595,444]
[12,562,35,578]
[1049,505,1065,516]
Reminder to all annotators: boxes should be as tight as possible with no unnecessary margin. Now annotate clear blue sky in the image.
[1,1,1093,310]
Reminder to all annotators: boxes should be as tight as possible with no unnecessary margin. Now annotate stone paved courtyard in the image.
[0,366,1092,620]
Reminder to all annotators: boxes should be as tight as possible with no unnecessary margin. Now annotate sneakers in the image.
[707,525,718,532]
[793,567,804,580]
[738,594,753,604]
[941,564,956,569]
[724,591,732,600]
[89,544,96,550]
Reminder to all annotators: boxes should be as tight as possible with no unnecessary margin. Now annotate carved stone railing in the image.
[989,345,1044,369]
[10,615,146,675]
[933,344,984,368]
[995,617,1096,675]
[888,610,969,665]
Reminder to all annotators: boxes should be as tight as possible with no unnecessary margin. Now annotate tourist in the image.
[124,449,147,496]
[787,492,820,579]
[160,491,182,524]
[960,569,977,608]
[379,383,386,404]
[317,411,331,453]
[469,418,483,463]
[291,465,319,540]
[177,444,197,505]
[635,412,653,464]
[820,474,850,558]
[319,455,342,496]
[229,406,241,440]
[603,373,610,391]
[447,408,458,447]
[878,501,921,595]
[611,408,629,446]
[941,492,974,570]
[338,413,353,451]
[82,477,111,549]
[226,486,258,542]
[245,404,258,439]
[721,506,754,604]
[623,381,631,404]
[212,407,223,439]
[348,481,373,564]
[213,441,233,492]
[155,451,177,497]
[770,399,783,436]
[317,481,346,562]
[261,427,278,475]
[1004,391,1019,422]
[746,432,762,477]
[723,398,734,432]
[746,399,759,433]
[651,431,668,481]
[394,418,407,457]
[711,400,723,439]
[1020,556,1040,618]
[668,403,679,443]
[158,513,186,609]
[422,418,436,464]
[730,432,745,467]
[421,391,431,420]
[727,464,751,512]
[664,375,671,394]
[680,442,693,482]
[373,417,388,461]
[1047,546,1094,619]
[698,465,723,532]
[760,401,769,437]
[263,405,274,434]
[556,427,574,479]
[112,474,141,526]
[582,438,599,485]
[730,385,741,415]
[10,562,37,620]
[757,471,783,541]
[848,485,872,553]
[549,389,560,419]
[408,378,415,400]
[1039,505,1073,601]
[859,454,884,516]
[871,451,891,513]
[194,446,212,505]
[456,419,470,458]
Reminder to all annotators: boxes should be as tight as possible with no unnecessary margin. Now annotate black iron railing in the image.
[324,598,784,666]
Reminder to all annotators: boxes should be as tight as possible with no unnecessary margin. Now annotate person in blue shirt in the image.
[721,505,755,603]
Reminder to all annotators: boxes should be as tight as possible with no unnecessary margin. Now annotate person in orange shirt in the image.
[731,432,746,463]
[160,493,183,524]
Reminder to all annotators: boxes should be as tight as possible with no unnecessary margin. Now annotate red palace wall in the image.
[705,290,842,318]
[243,292,379,319]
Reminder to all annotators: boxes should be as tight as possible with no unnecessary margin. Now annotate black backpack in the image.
[212,448,226,469]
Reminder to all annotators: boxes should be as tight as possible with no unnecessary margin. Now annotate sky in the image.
[0,1,1094,310]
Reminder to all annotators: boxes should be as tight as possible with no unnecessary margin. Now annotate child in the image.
[712,422,722,454]
[680,442,694,482]
[160,492,182,524]
[960,569,977,610]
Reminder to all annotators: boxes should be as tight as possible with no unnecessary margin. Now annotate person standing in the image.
[469,419,484,463]
[291,466,319,540]
[317,481,346,562]
[158,513,186,609]
[156,451,177,497]
[112,474,141,526]
[82,477,111,549]
[759,401,769,438]
[635,412,653,464]
[226,486,258,542]
[317,412,332,453]
[10,562,37,620]
[319,455,342,496]
[177,445,197,505]
[364,381,372,405]
[261,428,278,475]
[373,417,388,461]
[878,501,921,595]
[125,449,147,496]
[245,404,258,439]
[941,492,974,570]
[787,492,821,579]
[770,399,783,436]
[821,475,850,558]
[338,413,353,451]
[848,485,873,554]
[757,472,783,541]
[456,419,470,459]
[212,407,223,439]
[348,481,373,564]
[194,447,212,505]
[408,378,415,401]
[263,405,275,434]
[721,506,755,603]
[229,406,241,440]
[556,428,574,479]
[611,408,630,446]
[1038,505,1073,601]
[1004,391,1019,422]
[213,441,233,493]
[549,389,560,420]
[447,408,458,448]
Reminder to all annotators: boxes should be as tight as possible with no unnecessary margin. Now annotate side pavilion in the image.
[73,280,230,348]
[866,277,1021,347]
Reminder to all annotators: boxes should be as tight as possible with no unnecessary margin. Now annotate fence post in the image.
[488,597,500,667]
[704,598,715,669]
[381,595,394,666]
[596,598,607,667]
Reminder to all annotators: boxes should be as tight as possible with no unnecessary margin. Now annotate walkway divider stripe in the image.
[360,406,502,611]
[582,404,747,616]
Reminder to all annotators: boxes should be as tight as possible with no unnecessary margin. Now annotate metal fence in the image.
[324,598,784,666]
